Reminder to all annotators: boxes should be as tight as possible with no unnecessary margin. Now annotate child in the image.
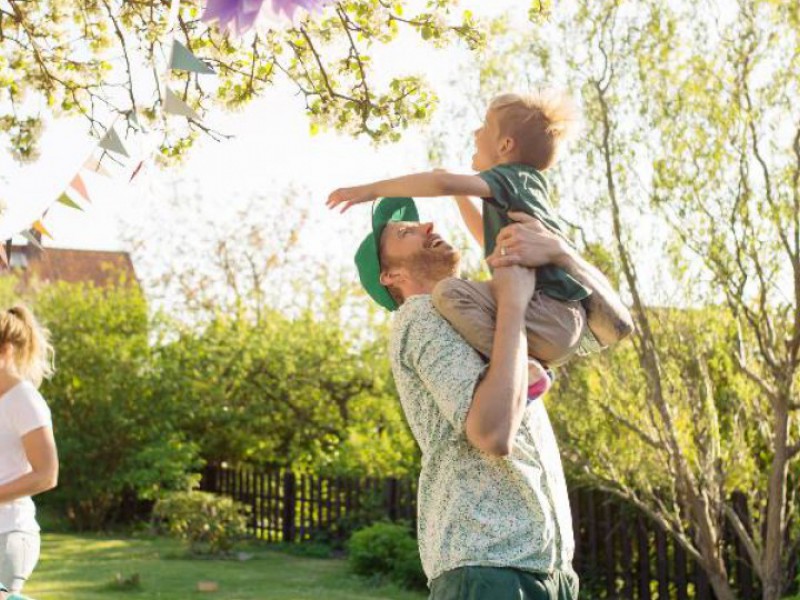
[328,90,592,397]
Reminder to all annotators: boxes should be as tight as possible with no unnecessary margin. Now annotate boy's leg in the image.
[432,278,586,366]
[432,278,498,359]
[523,294,586,367]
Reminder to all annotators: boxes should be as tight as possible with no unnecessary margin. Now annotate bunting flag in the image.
[32,220,53,240]
[129,160,146,183]
[21,230,43,250]
[170,40,216,74]
[164,88,201,121]
[83,156,111,177]
[99,126,130,157]
[56,192,84,211]
[70,174,91,202]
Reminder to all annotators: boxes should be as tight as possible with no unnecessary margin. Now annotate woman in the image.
[0,306,58,595]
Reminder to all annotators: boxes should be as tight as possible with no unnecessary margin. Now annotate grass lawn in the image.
[23,533,427,600]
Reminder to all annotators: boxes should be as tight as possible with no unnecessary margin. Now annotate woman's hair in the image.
[0,305,55,387]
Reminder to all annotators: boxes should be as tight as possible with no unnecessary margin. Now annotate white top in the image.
[0,381,52,534]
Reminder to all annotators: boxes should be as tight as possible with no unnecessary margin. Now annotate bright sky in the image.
[0,0,527,275]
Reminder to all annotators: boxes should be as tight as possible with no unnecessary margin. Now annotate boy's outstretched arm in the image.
[327,171,491,213]
[454,195,484,247]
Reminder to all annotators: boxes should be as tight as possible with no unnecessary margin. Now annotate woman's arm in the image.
[0,426,58,504]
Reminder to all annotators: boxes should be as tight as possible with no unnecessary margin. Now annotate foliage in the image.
[2,276,202,530]
[0,0,493,162]
[425,1,800,598]
[152,302,415,476]
[347,522,425,590]
[153,490,249,555]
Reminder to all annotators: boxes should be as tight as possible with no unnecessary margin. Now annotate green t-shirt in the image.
[478,163,591,302]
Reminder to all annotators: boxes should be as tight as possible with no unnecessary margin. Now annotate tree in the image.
[429,1,799,597]
[0,276,201,529]
[0,0,495,162]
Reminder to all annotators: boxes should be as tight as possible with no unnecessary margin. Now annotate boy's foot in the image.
[527,360,554,403]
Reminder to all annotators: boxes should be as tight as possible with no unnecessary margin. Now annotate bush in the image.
[153,491,248,555]
[347,522,426,590]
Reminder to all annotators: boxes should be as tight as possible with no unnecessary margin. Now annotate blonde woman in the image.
[0,306,57,595]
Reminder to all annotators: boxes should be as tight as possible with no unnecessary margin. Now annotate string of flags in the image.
[2,34,216,268]
[1,0,331,269]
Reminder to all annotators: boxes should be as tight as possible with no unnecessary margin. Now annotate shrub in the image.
[153,491,248,555]
[347,522,426,590]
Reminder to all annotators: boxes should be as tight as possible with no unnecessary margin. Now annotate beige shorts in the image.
[432,277,586,367]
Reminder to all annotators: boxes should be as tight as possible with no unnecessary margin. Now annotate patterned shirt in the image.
[390,295,576,584]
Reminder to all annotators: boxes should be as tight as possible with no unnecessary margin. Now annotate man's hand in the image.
[486,211,570,270]
[327,185,377,213]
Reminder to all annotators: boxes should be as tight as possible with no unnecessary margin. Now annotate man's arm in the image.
[488,211,634,347]
[464,265,536,456]
[327,171,491,213]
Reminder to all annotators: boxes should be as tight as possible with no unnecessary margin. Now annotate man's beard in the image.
[404,245,461,283]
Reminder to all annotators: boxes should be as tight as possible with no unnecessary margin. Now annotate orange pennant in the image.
[32,220,53,240]
[70,174,91,202]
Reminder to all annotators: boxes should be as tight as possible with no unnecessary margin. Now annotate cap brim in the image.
[354,197,419,311]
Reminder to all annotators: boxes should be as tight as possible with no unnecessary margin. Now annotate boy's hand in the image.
[327,185,378,213]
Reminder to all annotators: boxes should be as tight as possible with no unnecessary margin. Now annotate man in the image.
[354,198,633,600]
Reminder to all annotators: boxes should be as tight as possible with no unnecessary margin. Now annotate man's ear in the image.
[379,268,404,287]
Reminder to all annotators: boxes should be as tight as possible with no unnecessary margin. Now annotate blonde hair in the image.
[0,305,55,388]
[489,89,581,170]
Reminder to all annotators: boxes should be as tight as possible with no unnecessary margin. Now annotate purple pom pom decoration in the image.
[202,0,330,34]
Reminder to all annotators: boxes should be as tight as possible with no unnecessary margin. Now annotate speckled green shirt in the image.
[390,295,576,584]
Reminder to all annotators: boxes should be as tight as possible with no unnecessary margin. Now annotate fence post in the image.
[282,471,296,543]
[386,478,399,522]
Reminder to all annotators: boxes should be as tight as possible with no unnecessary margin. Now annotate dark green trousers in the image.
[429,566,579,600]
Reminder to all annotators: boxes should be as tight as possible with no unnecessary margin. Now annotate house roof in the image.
[3,244,140,289]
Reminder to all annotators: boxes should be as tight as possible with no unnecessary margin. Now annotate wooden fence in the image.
[200,464,764,599]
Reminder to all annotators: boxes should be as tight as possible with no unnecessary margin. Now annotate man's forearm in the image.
[465,302,529,456]
[555,250,634,346]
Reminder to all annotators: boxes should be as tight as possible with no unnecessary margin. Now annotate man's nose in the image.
[422,223,434,235]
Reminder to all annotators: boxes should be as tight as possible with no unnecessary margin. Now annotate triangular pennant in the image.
[83,156,111,177]
[70,174,91,202]
[32,220,53,240]
[99,126,130,157]
[169,40,216,74]
[21,230,43,250]
[56,192,84,211]
[164,88,201,121]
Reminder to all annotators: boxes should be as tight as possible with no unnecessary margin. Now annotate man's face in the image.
[472,108,503,172]
[380,221,460,285]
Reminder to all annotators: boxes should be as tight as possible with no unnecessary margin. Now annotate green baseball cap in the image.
[354,197,419,311]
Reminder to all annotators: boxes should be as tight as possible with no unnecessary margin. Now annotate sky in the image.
[0,0,527,268]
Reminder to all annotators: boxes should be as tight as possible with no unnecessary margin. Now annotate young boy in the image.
[328,90,593,397]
